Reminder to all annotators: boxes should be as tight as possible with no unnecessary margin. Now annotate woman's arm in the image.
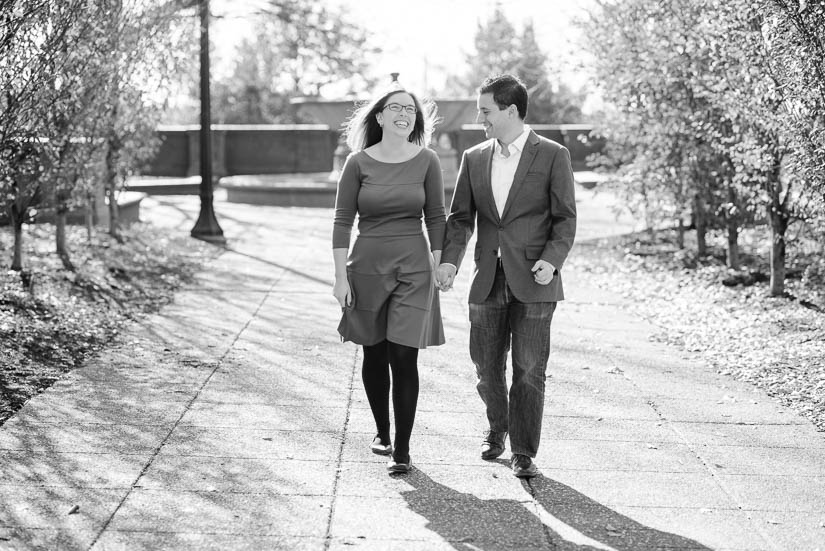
[332,154,359,307]
[423,150,446,251]
[332,248,351,307]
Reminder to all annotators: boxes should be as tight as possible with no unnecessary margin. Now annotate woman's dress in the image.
[333,148,446,348]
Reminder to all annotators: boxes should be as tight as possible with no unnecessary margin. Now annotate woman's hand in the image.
[430,250,444,290]
[333,275,352,308]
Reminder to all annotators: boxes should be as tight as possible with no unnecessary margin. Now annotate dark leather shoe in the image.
[511,454,538,478]
[387,454,411,474]
[370,435,392,456]
[481,430,507,460]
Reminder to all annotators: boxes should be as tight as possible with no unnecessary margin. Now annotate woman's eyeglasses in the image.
[383,103,417,115]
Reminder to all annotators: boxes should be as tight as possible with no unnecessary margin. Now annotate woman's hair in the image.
[343,85,439,151]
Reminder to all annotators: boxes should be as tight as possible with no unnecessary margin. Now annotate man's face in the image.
[476,92,514,141]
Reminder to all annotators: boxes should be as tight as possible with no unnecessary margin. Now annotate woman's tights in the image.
[362,340,419,461]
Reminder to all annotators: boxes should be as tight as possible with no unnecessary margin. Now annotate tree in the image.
[517,21,584,124]
[1,0,197,273]
[583,0,733,251]
[96,0,192,240]
[36,0,114,269]
[706,0,824,295]
[583,0,825,295]
[447,8,585,123]
[211,27,293,124]
[209,0,377,124]
[462,6,521,85]
[0,0,67,272]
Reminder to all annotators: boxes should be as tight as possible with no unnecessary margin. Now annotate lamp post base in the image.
[191,208,226,245]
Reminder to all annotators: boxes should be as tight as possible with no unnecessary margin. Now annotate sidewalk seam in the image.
[85,264,284,550]
[647,398,784,551]
[322,345,359,550]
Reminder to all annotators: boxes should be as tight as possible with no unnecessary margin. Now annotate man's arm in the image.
[441,151,476,270]
[542,146,577,271]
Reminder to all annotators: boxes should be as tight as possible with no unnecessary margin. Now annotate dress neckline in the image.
[361,148,425,165]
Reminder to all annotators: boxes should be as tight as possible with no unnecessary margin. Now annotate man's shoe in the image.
[370,435,392,456]
[481,430,507,460]
[387,454,411,474]
[511,454,538,478]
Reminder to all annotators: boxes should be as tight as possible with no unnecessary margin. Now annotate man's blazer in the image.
[442,129,577,304]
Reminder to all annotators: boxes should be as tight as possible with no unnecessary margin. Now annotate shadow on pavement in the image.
[400,468,713,551]
[400,467,567,550]
[525,473,713,551]
[222,246,334,287]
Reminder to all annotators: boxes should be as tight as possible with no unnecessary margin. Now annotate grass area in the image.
[570,226,825,431]
[0,222,221,425]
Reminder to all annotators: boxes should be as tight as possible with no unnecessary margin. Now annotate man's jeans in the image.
[469,264,556,458]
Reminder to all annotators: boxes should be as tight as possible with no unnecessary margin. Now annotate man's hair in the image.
[479,74,528,120]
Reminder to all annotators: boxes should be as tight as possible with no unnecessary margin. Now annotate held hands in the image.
[435,260,553,290]
[333,276,352,308]
[435,263,457,292]
[532,260,556,286]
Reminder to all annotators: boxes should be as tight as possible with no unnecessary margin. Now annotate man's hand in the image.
[435,263,457,292]
[531,260,556,286]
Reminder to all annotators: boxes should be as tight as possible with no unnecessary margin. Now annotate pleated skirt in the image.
[338,233,445,349]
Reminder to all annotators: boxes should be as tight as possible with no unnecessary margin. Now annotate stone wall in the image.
[449,124,604,172]
[142,124,339,178]
[142,123,604,178]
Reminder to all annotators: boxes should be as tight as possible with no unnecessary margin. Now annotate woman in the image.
[332,86,445,474]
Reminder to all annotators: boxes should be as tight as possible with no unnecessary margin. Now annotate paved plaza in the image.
[0,189,823,550]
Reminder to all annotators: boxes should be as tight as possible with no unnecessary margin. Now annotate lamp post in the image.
[190,0,225,244]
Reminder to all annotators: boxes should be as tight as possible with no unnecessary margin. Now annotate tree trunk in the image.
[86,210,94,242]
[769,209,788,296]
[105,139,122,242]
[726,218,740,270]
[766,149,790,296]
[84,193,93,242]
[10,207,24,271]
[725,186,740,269]
[693,193,707,256]
[107,188,123,243]
[55,207,74,271]
[676,217,685,249]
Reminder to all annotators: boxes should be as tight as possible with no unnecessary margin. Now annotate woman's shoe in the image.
[387,454,411,474]
[370,435,392,456]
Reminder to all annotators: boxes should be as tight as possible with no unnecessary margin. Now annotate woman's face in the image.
[378,92,417,140]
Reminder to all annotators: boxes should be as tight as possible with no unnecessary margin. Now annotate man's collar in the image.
[496,125,531,155]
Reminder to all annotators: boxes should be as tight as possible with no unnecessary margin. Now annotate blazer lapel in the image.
[476,141,499,222]
[501,131,539,222]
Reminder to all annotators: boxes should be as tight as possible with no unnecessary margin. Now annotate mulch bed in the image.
[569,226,825,431]
[0,222,221,425]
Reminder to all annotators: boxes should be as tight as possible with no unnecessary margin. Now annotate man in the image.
[437,74,576,478]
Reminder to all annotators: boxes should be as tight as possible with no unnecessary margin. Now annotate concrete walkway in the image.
[0,189,823,551]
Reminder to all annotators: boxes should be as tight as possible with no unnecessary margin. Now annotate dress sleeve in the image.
[332,153,360,249]
[423,149,446,251]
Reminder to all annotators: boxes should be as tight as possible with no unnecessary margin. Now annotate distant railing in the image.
[140,123,604,178]
[143,124,339,178]
[449,124,605,172]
